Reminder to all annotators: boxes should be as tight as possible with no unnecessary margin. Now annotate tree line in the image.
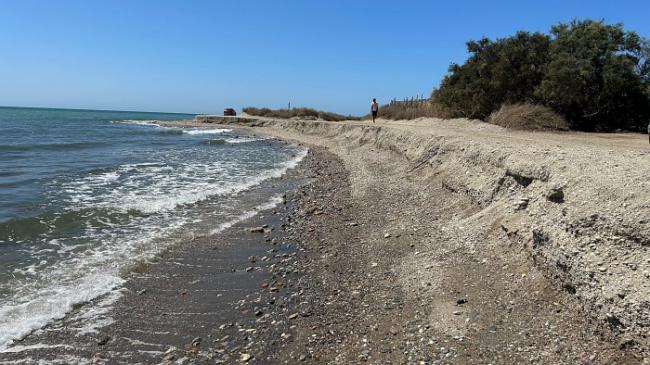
[433,19,650,131]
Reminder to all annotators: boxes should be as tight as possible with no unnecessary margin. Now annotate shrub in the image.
[487,103,569,131]
[435,31,552,119]
[242,107,357,122]
[435,19,650,131]
[364,97,453,120]
[536,20,650,131]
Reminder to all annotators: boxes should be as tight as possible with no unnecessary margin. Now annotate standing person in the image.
[648,122,650,144]
[371,98,379,123]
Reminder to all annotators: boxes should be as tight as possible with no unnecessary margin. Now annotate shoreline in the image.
[170,116,650,363]
[4,116,650,363]
[0,124,319,364]
[0,145,328,364]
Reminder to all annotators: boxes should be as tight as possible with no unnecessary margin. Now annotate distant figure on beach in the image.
[371,98,379,123]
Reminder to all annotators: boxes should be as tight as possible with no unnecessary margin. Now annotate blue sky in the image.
[1,0,649,115]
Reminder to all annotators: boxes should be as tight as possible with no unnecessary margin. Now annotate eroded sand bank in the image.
[188,115,650,364]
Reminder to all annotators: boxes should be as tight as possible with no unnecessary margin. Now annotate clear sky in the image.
[1,0,649,115]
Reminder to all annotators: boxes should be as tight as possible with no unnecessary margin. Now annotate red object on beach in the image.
[224,108,236,116]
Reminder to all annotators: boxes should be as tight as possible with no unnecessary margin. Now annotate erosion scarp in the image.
[210,116,650,357]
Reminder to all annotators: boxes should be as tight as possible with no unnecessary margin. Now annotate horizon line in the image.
[0,105,198,116]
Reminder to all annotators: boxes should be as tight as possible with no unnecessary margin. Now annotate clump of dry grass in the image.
[242,107,358,122]
[487,103,569,131]
[366,98,454,120]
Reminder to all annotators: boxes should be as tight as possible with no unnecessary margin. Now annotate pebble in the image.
[239,353,252,362]
[96,335,111,346]
[162,353,175,361]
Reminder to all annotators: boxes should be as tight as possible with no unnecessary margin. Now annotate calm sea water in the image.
[0,107,305,349]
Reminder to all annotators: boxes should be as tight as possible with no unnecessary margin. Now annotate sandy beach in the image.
[4,116,650,364]
[5,2,650,364]
[161,116,650,364]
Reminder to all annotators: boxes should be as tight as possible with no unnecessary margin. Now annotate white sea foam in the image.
[111,120,161,126]
[225,136,269,144]
[68,289,125,336]
[0,146,308,352]
[0,273,125,351]
[114,119,238,138]
[183,128,232,135]
[64,148,307,214]
[0,214,188,351]
[0,343,75,354]
[209,194,285,235]
[115,152,301,214]
[0,355,92,365]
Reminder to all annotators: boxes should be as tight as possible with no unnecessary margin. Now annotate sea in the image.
[0,106,306,350]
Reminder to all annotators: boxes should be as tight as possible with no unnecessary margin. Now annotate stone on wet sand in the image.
[96,335,111,346]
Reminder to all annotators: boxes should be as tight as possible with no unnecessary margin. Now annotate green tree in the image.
[435,19,650,131]
[435,31,551,119]
[536,20,649,131]
[640,38,650,95]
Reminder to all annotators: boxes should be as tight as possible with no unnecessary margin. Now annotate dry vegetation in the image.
[242,107,358,122]
[366,98,454,121]
[243,103,570,133]
[487,103,569,131]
